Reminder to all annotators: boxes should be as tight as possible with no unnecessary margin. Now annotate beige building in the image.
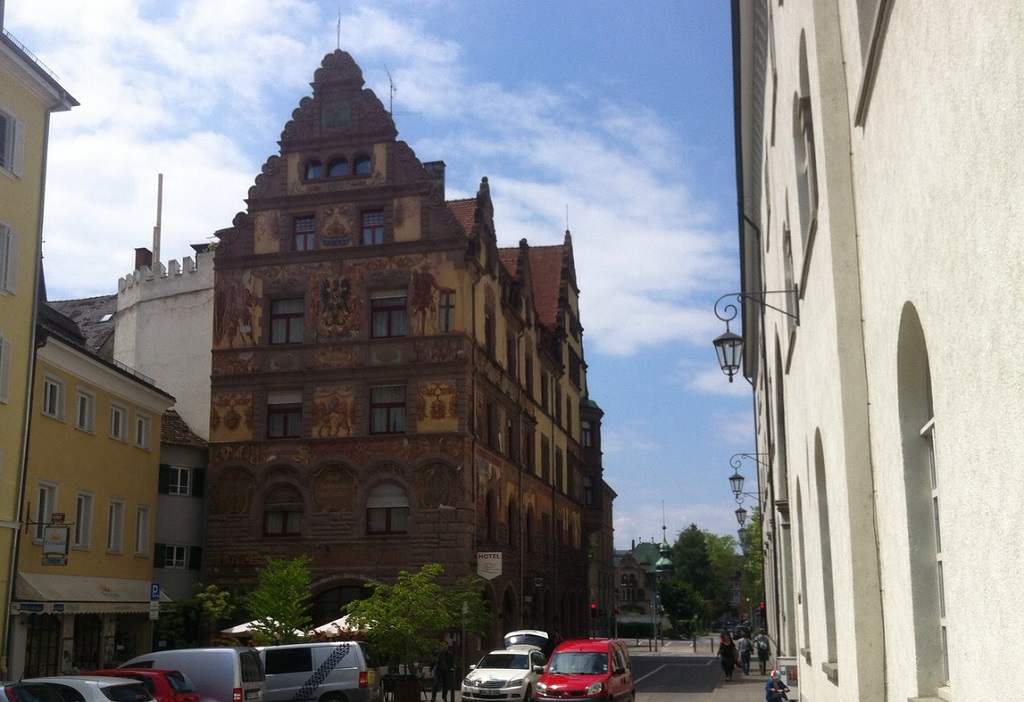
[0,8,76,674]
[11,304,173,678]
[732,1,1024,700]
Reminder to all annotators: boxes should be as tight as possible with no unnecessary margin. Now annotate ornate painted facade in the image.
[206,50,611,654]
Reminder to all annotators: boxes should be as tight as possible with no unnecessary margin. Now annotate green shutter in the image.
[188,545,203,571]
[192,468,205,497]
[158,464,171,494]
[153,542,166,568]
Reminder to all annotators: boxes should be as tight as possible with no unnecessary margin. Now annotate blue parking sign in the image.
[150,583,161,601]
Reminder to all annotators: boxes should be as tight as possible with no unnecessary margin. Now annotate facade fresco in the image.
[312,464,357,512]
[416,381,458,432]
[210,391,254,441]
[214,269,262,348]
[411,266,455,334]
[311,266,363,340]
[210,467,255,515]
[312,386,355,437]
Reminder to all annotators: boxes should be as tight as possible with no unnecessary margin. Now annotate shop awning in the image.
[14,572,172,614]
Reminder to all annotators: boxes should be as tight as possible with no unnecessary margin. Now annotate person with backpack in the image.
[752,628,772,675]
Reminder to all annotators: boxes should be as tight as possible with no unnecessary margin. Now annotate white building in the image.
[731,1,1024,700]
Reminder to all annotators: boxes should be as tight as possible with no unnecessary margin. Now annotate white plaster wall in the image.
[115,252,215,439]
[753,0,889,696]
[751,1,1024,700]
[849,3,1024,700]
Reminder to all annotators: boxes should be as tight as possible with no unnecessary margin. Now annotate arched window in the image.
[354,154,372,174]
[898,304,946,690]
[327,157,349,177]
[507,499,518,548]
[526,506,535,554]
[485,490,497,543]
[366,483,408,535]
[264,484,303,536]
[305,160,323,179]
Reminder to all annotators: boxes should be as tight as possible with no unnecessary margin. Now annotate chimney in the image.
[423,160,446,200]
[135,247,153,270]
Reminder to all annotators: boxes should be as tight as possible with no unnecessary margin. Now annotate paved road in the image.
[629,639,770,702]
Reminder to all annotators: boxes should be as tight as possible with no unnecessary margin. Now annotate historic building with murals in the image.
[204,49,612,651]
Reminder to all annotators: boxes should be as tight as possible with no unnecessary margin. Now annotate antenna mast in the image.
[336,4,341,49]
[384,64,396,115]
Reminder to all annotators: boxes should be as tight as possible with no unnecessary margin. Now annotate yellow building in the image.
[0,11,77,676]
[9,304,173,678]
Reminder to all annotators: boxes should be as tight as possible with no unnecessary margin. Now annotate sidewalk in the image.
[710,670,769,702]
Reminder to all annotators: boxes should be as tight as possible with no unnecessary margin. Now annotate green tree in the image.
[658,577,706,634]
[245,555,314,645]
[670,524,717,599]
[345,563,489,674]
[704,531,740,615]
[739,508,765,616]
[196,583,235,645]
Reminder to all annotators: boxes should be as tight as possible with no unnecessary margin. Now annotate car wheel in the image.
[523,685,532,702]
[322,694,349,702]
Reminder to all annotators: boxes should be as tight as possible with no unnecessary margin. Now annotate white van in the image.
[120,647,266,702]
[258,642,382,702]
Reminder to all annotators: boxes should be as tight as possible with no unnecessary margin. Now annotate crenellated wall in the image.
[115,249,215,439]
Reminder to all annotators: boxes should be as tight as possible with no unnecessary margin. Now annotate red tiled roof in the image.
[447,198,475,235]
[161,409,207,448]
[526,245,564,327]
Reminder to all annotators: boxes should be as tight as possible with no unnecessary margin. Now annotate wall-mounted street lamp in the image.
[712,289,799,382]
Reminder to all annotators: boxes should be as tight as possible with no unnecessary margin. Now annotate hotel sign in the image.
[477,551,502,580]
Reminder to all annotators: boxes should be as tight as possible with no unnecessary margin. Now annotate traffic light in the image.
[613,605,619,615]
[590,602,597,618]
[758,602,766,618]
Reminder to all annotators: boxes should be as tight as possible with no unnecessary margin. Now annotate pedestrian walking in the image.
[431,641,455,702]
[716,631,739,681]
[736,630,753,675]
[752,628,772,675]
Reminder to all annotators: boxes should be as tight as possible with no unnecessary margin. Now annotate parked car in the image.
[0,676,153,702]
[461,647,546,702]
[85,669,200,702]
[502,630,555,659]
[534,639,633,702]
[257,641,382,702]
[119,648,265,702]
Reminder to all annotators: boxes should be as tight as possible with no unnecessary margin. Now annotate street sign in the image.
[150,583,161,601]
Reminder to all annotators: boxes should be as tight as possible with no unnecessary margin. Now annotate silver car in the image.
[0,676,154,702]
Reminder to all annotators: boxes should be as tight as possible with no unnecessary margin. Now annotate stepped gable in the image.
[281,49,397,147]
[248,49,430,202]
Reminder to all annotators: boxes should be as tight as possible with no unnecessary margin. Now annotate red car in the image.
[85,669,200,702]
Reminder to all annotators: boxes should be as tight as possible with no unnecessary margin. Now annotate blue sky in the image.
[8,0,753,548]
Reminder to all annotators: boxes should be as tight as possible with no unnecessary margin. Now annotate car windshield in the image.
[164,673,195,694]
[6,684,77,702]
[101,683,152,702]
[547,652,607,676]
[476,654,529,670]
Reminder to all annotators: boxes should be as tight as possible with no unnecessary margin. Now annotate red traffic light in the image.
[590,602,597,617]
